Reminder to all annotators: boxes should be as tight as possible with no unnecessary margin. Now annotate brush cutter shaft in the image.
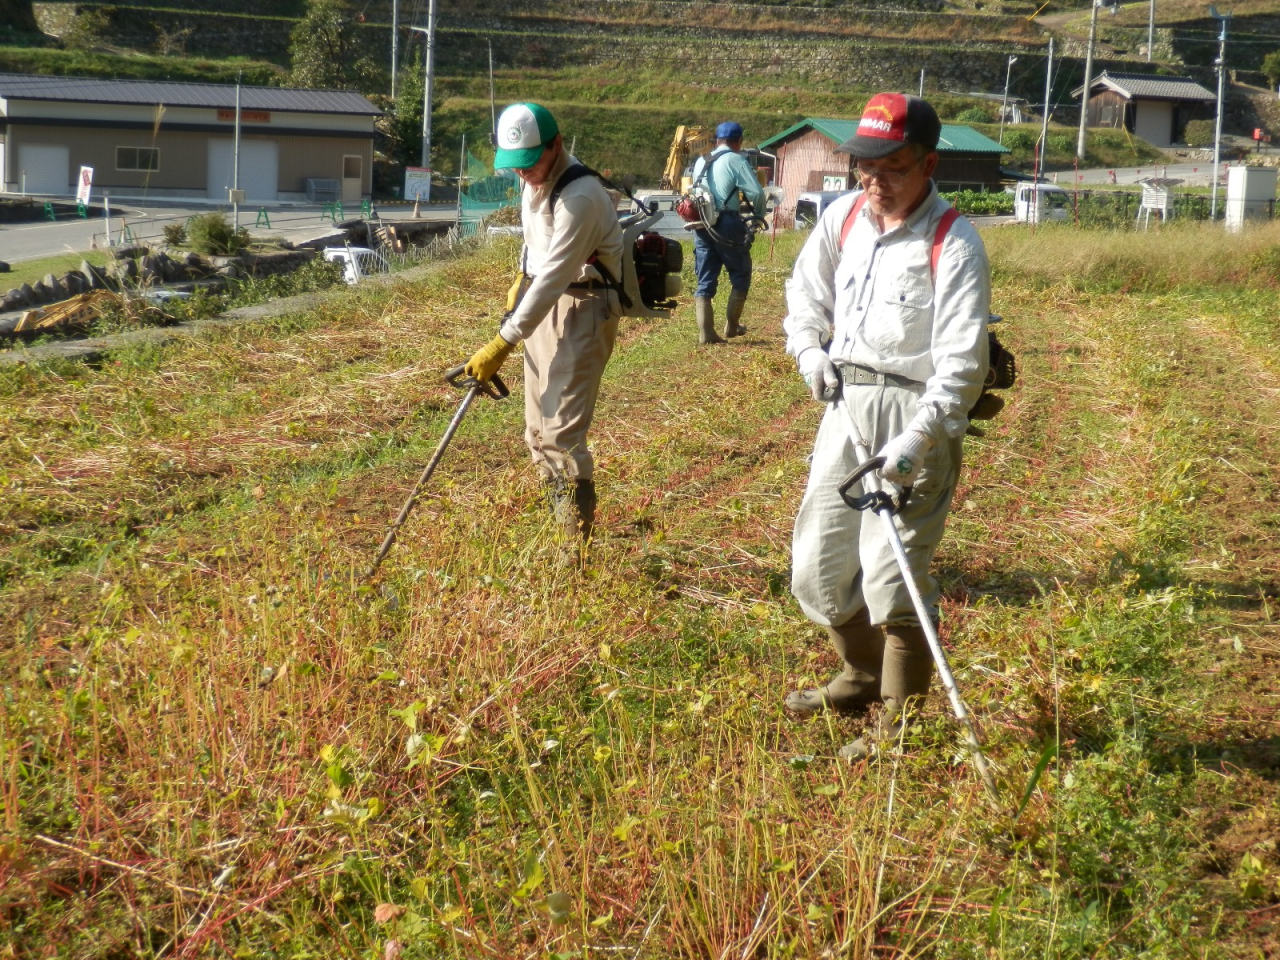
[834,393,999,800]
[364,367,508,579]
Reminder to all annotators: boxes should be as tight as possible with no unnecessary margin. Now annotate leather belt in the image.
[840,364,921,388]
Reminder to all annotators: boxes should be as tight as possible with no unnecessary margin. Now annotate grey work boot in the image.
[838,623,933,760]
[838,697,912,761]
[784,608,883,715]
[545,477,597,566]
[695,297,725,346]
[724,288,748,338]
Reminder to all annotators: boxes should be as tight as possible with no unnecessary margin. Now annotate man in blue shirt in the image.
[689,121,766,345]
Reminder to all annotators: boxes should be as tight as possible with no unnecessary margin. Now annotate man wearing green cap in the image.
[464,102,625,551]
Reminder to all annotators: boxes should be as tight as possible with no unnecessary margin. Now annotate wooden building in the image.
[1072,72,1214,148]
[0,73,380,201]
[758,117,1007,225]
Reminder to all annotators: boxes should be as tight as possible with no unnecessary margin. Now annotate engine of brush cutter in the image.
[632,231,683,311]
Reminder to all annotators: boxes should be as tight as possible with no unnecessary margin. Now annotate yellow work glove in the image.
[505,274,526,313]
[464,333,515,383]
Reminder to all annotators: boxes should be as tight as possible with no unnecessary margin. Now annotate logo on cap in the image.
[505,126,522,144]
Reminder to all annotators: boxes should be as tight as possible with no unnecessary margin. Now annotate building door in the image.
[1134,101,1175,147]
[207,139,278,201]
[19,144,70,196]
[342,154,363,203]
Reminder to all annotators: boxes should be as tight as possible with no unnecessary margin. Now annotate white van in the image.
[323,246,391,285]
[1012,183,1070,223]
[795,189,856,228]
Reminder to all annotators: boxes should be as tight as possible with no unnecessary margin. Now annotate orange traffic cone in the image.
[412,197,421,219]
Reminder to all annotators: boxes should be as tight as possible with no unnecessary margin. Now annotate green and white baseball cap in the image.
[494,102,559,171]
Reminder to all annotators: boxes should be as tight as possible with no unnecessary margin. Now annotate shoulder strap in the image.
[838,192,867,250]
[931,208,960,279]
[694,151,728,208]
[838,196,960,283]
[549,163,611,216]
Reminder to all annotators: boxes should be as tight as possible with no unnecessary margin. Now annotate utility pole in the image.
[389,0,399,99]
[1147,0,1155,62]
[999,55,1018,146]
[456,132,466,227]
[1036,37,1053,223]
[233,72,242,231]
[919,68,925,97]
[409,0,437,177]
[488,39,497,146]
[1210,5,1232,221]
[1076,0,1100,160]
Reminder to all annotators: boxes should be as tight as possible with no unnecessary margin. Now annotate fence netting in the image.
[459,152,518,237]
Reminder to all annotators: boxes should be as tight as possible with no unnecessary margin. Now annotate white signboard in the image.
[822,175,847,191]
[404,166,432,202]
[76,165,94,205]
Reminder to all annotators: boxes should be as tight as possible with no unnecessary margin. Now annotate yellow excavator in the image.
[660,125,774,193]
[659,125,716,192]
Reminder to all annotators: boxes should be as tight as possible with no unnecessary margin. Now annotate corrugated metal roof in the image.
[1076,71,1215,102]
[760,117,1006,154]
[0,72,381,115]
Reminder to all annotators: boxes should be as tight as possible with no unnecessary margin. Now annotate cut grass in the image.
[2,222,1278,957]
[0,251,110,296]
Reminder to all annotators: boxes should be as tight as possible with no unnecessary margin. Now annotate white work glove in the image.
[876,430,934,487]
[796,347,840,403]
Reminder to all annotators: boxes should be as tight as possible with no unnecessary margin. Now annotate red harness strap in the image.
[838,193,961,280]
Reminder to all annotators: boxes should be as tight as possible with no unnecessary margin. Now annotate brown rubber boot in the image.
[838,623,933,760]
[571,478,597,543]
[695,297,725,345]
[784,608,883,715]
[838,697,911,761]
[724,288,748,338]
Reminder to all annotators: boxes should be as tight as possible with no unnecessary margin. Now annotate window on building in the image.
[116,147,160,172]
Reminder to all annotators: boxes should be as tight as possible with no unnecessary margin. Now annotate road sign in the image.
[76,166,94,205]
[405,166,432,202]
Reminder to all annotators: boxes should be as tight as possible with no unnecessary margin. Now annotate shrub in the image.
[1183,119,1214,148]
[1003,130,1035,152]
[954,107,993,124]
[186,212,247,256]
[1047,134,1074,155]
[1262,49,1280,89]
[162,222,187,247]
[940,189,1014,215]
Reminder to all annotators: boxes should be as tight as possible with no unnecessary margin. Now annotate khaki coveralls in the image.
[499,152,625,481]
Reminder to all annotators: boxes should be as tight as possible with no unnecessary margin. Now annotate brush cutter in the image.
[364,364,509,580]
[832,389,1000,802]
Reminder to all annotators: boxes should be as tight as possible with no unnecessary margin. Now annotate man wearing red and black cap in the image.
[688,121,766,345]
[781,93,991,761]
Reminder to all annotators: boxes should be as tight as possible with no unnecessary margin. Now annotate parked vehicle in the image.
[323,246,391,285]
[1011,182,1070,223]
[795,189,856,228]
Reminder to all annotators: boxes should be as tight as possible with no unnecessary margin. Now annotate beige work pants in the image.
[791,377,963,629]
[522,289,618,481]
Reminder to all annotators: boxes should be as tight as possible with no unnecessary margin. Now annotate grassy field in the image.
[0,252,110,296]
[1,219,1278,958]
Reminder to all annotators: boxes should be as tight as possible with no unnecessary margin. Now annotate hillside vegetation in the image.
[2,220,1278,956]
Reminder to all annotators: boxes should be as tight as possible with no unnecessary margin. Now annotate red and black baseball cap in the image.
[835,93,942,159]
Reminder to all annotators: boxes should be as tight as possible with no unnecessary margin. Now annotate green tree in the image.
[0,0,39,35]
[390,48,425,167]
[288,0,379,90]
[1263,50,1280,90]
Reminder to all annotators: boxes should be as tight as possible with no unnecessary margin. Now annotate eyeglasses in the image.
[854,158,924,187]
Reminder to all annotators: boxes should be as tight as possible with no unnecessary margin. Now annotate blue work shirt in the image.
[691,145,765,215]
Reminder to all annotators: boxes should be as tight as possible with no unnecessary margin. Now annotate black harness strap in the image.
[537,163,632,309]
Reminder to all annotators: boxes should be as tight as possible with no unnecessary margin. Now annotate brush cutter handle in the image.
[445,364,510,400]
[837,456,912,514]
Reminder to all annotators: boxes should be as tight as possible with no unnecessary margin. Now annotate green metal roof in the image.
[759,118,1007,155]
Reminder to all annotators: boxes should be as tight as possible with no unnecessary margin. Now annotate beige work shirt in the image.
[499,151,625,344]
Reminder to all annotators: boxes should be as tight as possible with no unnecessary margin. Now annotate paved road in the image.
[0,198,457,265]
[1041,158,1273,188]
